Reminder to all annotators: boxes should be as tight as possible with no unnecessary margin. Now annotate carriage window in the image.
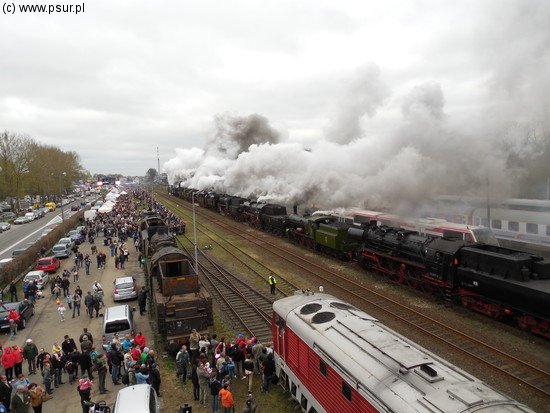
[319,360,327,377]
[526,223,538,234]
[491,219,501,229]
[508,221,519,232]
[547,226,550,237]
[342,381,352,402]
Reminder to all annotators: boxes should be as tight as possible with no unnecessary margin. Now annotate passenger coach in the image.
[272,292,534,413]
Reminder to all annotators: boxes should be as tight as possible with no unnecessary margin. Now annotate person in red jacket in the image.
[130,343,142,362]
[7,310,19,339]
[133,332,146,349]
[7,310,19,324]
[1,347,15,381]
[11,345,24,377]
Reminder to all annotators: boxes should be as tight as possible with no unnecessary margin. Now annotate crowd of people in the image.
[0,326,155,413]
[173,329,272,413]
[0,191,152,413]
[0,189,277,412]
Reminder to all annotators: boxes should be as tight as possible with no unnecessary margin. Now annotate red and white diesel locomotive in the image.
[272,291,534,413]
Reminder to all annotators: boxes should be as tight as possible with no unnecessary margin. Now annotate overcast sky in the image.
[1,0,549,178]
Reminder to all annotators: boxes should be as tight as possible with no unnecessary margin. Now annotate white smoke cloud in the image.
[163,79,516,212]
[164,20,550,214]
[325,63,389,144]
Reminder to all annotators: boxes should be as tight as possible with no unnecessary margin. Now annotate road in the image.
[2,234,152,412]
[0,203,81,261]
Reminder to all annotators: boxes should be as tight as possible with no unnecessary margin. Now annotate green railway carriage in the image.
[287,214,359,259]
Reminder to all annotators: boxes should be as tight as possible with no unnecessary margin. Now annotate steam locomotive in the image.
[140,212,213,353]
[168,186,550,339]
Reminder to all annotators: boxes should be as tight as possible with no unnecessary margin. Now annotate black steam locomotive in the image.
[168,186,550,339]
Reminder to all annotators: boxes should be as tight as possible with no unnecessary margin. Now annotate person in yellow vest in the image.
[268,274,276,295]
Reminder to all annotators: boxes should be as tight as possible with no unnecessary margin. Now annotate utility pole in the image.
[192,191,199,274]
[487,177,491,228]
[60,171,66,223]
[157,147,160,181]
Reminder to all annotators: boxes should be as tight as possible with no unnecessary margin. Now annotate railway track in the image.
[157,191,550,402]
[176,236,277,344]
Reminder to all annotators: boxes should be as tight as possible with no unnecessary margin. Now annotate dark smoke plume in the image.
[209,113,280,159]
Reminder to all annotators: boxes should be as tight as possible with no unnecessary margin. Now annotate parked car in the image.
[39,207,50,215]
[0,212,16,220]
[24,212,36,221]
[33,209,45,219]
[0,222,11,231]
[13,217,29,225]
[52,243,71,258]
[0,301,35,331]
[23,270,49,290]
[57,237,75,251]
[112,384,160,413]
[70,204,80,211]
[35,256,61,273]
[113,276,138,301]
[67,230,84,245]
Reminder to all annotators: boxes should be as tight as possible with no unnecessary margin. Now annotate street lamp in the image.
[191,191,199,274]
[60,172,66,223]
[47,172,54,202]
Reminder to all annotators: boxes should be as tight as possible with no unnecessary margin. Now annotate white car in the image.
[23,270,49,290]
[0,222,11,231]
[24,212,36,221]
[113,384,160,413]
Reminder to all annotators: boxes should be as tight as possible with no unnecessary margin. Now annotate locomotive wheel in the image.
[405,276,420,289]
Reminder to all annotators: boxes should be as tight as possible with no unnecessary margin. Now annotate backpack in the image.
[121,372,129,385]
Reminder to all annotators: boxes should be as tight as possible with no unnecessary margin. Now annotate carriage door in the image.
[276,316,286,361]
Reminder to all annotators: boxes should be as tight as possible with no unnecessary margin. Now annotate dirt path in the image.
[7,235,153,413]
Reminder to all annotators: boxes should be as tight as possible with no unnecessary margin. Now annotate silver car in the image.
[23,270,49,290]
[113,276,138,301]
[57,237,75,251]
[0,222,10,231]
[52,243,71,258]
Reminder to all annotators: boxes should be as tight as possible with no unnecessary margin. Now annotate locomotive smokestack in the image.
[293,205,298,214]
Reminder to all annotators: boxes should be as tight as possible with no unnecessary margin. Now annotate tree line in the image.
[0,130,86,201]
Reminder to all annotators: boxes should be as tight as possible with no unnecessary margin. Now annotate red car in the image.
[34,256,60,273]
